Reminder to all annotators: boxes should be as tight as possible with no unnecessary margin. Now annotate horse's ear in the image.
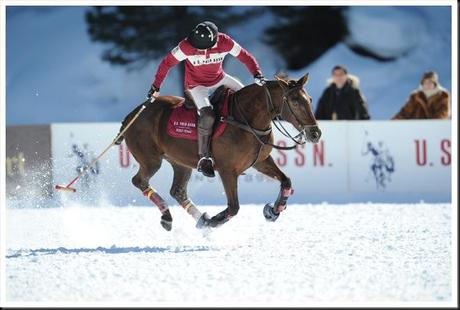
[274,74,289,89]
[298,73,310,86]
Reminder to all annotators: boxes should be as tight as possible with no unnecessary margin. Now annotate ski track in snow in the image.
[5,203,451,303]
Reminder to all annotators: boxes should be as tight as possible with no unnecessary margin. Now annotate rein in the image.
[264,85,314,146]
[221,83,315,150]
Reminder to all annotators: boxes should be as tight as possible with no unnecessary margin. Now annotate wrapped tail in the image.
[115,101,148,145]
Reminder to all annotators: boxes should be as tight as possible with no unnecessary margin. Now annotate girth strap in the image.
[220,116,272,136]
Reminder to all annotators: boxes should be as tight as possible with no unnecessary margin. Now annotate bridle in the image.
[222,81,318,151]
[264,82,318,147]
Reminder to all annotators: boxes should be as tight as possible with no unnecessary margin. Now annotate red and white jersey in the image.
[152,33,262,90]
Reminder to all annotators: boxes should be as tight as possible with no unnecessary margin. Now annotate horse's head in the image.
[274,73,322,144]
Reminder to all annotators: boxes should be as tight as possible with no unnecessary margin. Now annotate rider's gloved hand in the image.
[254,73,266,86]
[147,85,160,102]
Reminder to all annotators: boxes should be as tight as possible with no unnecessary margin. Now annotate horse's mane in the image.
[273,74,298,88]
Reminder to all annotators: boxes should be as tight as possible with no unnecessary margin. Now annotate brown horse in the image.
[121,73,321,231]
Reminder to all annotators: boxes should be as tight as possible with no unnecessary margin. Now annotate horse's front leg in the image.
[253,155,293,222]
[206,172,239,228]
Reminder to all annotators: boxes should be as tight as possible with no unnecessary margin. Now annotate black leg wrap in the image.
[263,187,293,221]
[273,187,293,214]
[207,208,231,228]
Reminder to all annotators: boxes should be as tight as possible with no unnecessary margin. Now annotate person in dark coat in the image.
[315,65,370,120]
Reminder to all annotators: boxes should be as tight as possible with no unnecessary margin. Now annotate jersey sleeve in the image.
[152,42,187,88]
[223,34,262,76]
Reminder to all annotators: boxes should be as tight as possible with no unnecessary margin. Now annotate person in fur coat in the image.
[392,71,450,120]
[315,65,370,120]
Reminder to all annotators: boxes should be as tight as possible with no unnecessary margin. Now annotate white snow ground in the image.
[5,203,451,304]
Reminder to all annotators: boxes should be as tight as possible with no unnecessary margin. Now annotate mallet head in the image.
[55,184,77,193]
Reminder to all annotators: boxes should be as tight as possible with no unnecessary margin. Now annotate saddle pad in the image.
[167,89,232,140]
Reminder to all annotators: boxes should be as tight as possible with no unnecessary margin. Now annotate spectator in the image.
[315,65,370,120]
[392,71,450,120]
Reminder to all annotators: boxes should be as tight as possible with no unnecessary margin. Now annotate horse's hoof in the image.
[263,203,280,222]
[160,219,172,231]
[196,212,210,229]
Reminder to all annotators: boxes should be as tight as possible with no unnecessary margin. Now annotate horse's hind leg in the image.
[169,162,209,228]
[132,157,173,231]
[253,155,293,222]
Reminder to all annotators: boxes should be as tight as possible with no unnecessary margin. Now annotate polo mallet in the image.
[55,103,147,193]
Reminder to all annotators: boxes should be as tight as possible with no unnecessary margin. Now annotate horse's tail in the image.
[114,95,183,144]
[114,101,148,145]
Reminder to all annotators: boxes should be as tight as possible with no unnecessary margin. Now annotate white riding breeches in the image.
[188,74,244,111]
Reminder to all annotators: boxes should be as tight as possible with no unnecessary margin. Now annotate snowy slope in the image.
[303,6,452,119]
[6,203,451,303]
[6,7,154,124]
[6,6,452,124]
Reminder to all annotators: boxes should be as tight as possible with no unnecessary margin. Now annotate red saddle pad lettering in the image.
[167,90,232,140]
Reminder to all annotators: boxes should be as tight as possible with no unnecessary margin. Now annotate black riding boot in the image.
[197,106,216,178]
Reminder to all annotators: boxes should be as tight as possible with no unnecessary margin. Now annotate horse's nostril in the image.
[310,128,321,142]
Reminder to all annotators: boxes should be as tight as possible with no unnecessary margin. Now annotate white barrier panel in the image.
[51,120,451,205]
[347,121,451,194]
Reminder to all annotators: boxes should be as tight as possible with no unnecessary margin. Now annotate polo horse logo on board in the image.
[361,130,395,189]
[67,138,100,189]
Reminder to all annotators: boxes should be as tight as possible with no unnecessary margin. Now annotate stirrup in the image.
[197,157,215,177]
[197,156,215,166]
